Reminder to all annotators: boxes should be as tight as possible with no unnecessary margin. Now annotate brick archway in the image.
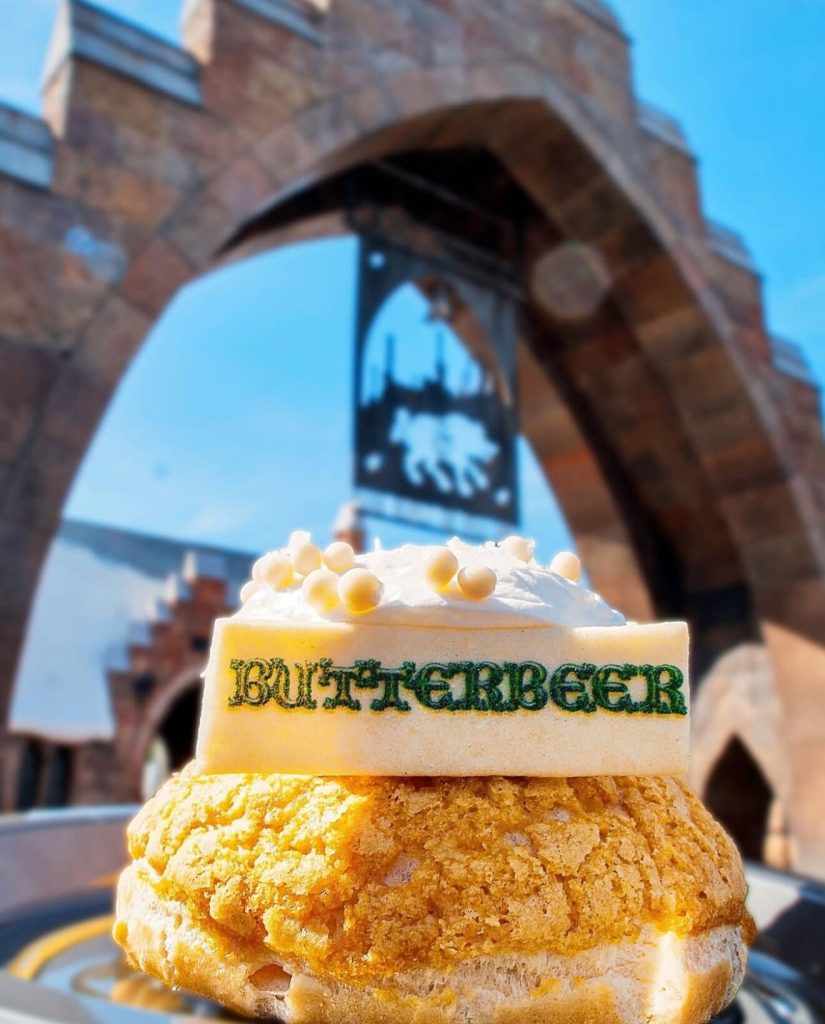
[2,0,825,868]
[128,666,204,795]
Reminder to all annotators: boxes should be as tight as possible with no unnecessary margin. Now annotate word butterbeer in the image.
[227,658,686,716]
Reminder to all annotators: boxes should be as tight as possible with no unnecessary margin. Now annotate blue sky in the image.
[1,1,823,561]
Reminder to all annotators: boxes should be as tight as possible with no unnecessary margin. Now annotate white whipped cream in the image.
[235,537,625,629]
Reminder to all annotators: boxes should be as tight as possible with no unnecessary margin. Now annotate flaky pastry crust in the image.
[115,769,752,1022]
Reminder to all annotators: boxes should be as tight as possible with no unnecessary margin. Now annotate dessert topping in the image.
[339,568,383,613]
[423,547,459,590]
[549,550,582,583]
[239,580,263,603]
[500,535,535,562]
[302,568,341,612]
[323,541,356,574]
[291,541,323,577]
[237,534,621,628]
[457,564,497,601]
[252,551,293,589]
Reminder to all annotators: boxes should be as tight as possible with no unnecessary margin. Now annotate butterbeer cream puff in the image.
[114,535,753,1023]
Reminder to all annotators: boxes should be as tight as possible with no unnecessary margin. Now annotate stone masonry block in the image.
[44,0,201,106]
[71,292,151,386]
[255,119,322,184]
[119,237,194,318]
[0,342,61,465]
[552,172,639,244]
[670,347,758,422]
[635,306,714,364]
[208,155,276,223]
[53,148,181,230]
[702,437,786,495]
[0,232,56,343]
[342,83,400,135]
[593,215,663,283]
[612,253,694,326]
[385,69,442,120]
[292,97,359,160]
[744,531,821,587]
[58,61,182,140]
[34,365,114,461]
[163,190,237,267]
[642,136,702,231]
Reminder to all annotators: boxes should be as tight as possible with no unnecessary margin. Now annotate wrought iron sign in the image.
[348,162,522,538]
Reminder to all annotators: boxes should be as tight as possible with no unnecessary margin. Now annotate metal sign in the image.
[352,214,520,537]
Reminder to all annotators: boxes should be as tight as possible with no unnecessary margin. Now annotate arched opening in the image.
[7,93,770,771]
[705,736,773,861]
[157,684,202,773]
[140,682,202,799]
[56,226,575,556]
[15,739,44,811]
[43,744,73,808]
[227,131,761,665]
[14,740,73,810]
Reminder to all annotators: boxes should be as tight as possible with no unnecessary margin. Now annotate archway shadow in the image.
[705,737,773,861]
[157,685,202,772]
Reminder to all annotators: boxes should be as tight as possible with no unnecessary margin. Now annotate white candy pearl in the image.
[423,547,459,589]
[287,530,311,551]
[500,535,535,562]
[291,542,323,576]
[550,551,581,582]
[323,541,356,575]
[457,565,497,600]
[252,551,293,589]
[239,580,263,603]
[339,568,383,613]
[302,568,340,612]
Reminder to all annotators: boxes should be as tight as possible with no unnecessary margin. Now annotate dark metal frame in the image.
[346,161,522,538]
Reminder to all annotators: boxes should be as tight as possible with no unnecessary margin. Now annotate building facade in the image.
[6,519,253,806]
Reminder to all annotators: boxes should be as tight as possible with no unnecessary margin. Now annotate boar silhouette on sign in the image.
[389,407,499,499]
[354,271,518,525]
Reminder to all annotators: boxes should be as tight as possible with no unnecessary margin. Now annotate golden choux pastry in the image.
[116,770,752,1024]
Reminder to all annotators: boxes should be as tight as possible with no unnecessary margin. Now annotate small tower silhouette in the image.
[333,501,366,553]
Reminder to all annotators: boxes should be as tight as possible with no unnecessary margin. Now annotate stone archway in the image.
[705,737,774,862]
[127,665,205,794]
[691,643,789,803]
[133,673,203,798]
[690,642,792,868]
[2,0,825,869]
[157,686,202,772]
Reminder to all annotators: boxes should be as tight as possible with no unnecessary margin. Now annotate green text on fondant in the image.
[227,659,686,716]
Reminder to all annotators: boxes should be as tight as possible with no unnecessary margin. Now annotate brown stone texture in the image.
[642,135,702,233]
[105,570,236,804]
[1,0,825,871]
[119,238,194,318]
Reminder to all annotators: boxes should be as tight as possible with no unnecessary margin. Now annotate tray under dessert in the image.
[1,863,824,1023]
